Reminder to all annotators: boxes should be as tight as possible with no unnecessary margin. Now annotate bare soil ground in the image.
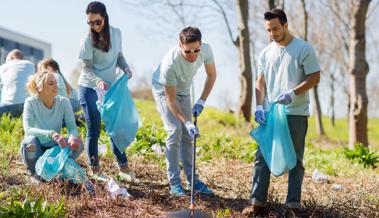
[1,155,378,218]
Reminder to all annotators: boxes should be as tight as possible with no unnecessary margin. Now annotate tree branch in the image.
[210,0,238,46]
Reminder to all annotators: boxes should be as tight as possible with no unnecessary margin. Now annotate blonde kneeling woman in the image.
[20,70,84,181]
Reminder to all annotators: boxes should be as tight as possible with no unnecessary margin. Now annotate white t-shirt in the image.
[258,38,321,116]
[0,59,35,105]
[152,43,214,95]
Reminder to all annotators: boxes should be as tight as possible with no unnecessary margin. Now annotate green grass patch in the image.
[308,116,379,149]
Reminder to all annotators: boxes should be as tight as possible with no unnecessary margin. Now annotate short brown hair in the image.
[6,49,23,62]
[179,26,202,44]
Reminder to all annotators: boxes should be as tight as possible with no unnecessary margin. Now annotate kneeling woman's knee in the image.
[21,136,42,156]
[20,136,43,172]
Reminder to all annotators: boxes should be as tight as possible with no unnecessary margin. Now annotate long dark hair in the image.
[86,1,110,52]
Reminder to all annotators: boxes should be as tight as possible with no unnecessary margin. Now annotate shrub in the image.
[0,195,65,218]
[127,124,166,158]
[343,143,379,168]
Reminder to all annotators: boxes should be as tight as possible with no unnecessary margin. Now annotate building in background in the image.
[0,26,51,65]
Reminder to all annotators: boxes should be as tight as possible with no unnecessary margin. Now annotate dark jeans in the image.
[78,86,128,168]
[0,103,24,117]
[251,115,308,208]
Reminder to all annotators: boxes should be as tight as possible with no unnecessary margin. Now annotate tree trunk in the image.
[268,0,284,9]
[235,0,252,122]
[348,0,370,148]
[301,0,324,135]
[329,72,335,127]
[312,87,325,134]
[268,0,276,10]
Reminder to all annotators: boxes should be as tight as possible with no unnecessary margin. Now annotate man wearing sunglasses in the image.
[152,26,217,197]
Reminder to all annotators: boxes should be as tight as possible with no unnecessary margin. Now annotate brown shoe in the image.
[242,205,264,217]
[285,208,301,218]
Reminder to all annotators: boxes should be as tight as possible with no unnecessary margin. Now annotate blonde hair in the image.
[37,58,72,96]
[26,70,52,96]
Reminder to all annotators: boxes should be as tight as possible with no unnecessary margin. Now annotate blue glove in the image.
[254,105,266,124]
[192,99,205,117]
[275,89,296,105]
[184,121,199,138]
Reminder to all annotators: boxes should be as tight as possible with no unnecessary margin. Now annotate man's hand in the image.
[192,99,205,117]
[184,121,199,139]
[68,135,81,150]
[275,89,296,105]
[254,105,266,124]
[52,132,67,148]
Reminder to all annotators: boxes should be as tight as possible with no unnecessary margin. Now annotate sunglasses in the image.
[87,19,103,27]
[183,47,201,54]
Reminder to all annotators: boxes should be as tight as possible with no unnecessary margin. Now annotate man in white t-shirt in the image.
[0,49,35,117]
[243,8,321,217]
[152,27,217,197]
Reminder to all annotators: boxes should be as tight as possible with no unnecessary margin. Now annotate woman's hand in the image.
[52,132,68,148]
[125,68,132,79]
[97,80,108,91]
[68,135,81,150]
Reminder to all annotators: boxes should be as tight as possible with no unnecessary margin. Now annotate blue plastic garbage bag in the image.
[35,146,86,183]
[35,146,70,181]
[60,158,86,183]
[98,74,140,153]
[250,103,297,176]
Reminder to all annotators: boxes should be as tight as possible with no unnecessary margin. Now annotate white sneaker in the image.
[89,171,110,183]
[118,171,141,184]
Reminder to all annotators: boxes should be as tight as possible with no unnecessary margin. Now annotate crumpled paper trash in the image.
[331,184,343,191]
[107,178,132,199]
[312,169,329,182]
[152,143,165,156]
[99,144,107,155]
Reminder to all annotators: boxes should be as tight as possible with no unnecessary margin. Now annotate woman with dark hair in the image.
[78,1,137,183]
[38,58,81,113]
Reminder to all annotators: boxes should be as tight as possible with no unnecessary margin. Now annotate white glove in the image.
[184,121,199,139]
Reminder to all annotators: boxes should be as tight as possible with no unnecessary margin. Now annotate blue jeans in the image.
[0,103,24,117]
[20,136,84,174]
[251,115,308,208]
[153,90,200,188]
[78,86,128,168]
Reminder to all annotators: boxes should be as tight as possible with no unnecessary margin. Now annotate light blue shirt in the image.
[23,95,79,144]
[152,43,214,95]
[0,59,35,105]
[78,26,122,88]
[258,37,321,116]
[54,73,68,98]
